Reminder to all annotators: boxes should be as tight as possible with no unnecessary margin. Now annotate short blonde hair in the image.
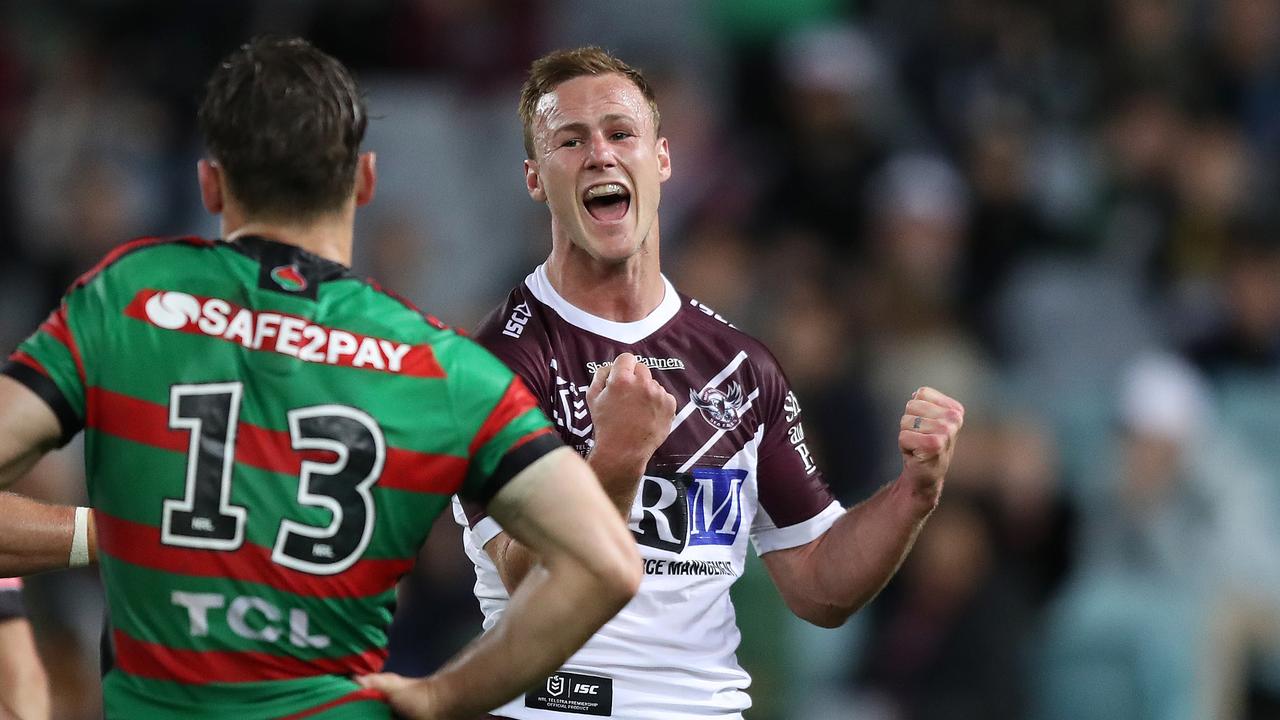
[518,47,661,159]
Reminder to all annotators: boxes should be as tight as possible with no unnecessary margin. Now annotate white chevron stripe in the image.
[670,350,749,432]
[678,388,761,473]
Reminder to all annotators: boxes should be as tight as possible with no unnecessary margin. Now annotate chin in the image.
[579,231,640,263]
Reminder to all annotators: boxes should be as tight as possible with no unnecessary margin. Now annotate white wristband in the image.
[69,507,90,568]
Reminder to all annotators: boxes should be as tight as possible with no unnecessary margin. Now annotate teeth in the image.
[585,183,628,199]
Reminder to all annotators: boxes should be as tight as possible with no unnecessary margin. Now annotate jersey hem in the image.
[473,432,563,505]
[470,515,504,548]
[752,500,844,555]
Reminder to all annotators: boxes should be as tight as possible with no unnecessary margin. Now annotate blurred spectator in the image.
[1038,353,1280,720]
[1185,218,1280,378]
[756,24,898,255]
[857,492,1033,720]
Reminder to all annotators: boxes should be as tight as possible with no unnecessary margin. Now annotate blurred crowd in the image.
[4,1,1280,718]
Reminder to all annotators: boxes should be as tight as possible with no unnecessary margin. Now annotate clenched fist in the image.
[586,352,677,495]
[897,386,964,511]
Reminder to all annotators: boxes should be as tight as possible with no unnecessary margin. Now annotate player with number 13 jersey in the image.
[4,235,557,718]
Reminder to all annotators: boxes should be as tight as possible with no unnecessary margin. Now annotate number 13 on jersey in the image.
[160,381,384,575]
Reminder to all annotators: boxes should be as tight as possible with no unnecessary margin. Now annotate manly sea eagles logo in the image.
[690,381,745,430]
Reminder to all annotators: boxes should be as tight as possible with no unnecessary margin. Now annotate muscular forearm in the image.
[489,451,641,592]
[587,448,644,520]
[795,477,933,626]
[0,493,96,576]
[488,533,538,591]
[366,447,641,719]
[408,558,632,718]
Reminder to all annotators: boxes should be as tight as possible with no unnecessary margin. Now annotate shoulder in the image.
[71,235,218,292]
[341,277,494,374]
[353,275,455,334]
[473,282,542,343]
[472,281,552,368]
[675,291,784,375]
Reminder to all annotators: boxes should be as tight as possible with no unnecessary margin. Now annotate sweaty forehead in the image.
[534,74,652,135]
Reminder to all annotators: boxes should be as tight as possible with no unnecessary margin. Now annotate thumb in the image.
[356,672,413,694]
[587,361,611,404]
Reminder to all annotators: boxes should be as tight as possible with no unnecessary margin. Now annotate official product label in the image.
[525,671,613,716]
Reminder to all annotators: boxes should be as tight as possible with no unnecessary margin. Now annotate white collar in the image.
[524,263,681,343]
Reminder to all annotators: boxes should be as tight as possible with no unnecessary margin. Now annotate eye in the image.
[560,138,583,148]
[610,132,633,141]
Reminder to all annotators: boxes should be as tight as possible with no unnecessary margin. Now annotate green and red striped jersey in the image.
[3,235,560,719]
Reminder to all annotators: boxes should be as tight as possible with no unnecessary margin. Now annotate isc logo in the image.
[631,467,747,553]
[502,302,532,338]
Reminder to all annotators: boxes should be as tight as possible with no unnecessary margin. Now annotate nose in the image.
[585,131,617,169]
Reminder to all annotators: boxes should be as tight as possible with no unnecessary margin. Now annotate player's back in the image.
[55,236,484,718]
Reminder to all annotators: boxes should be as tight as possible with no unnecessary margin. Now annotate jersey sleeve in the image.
[458,295,558,540]
[447,337,562,506]
[2,294,92,446]
[471,294,554,417]
[0,578,25,620]
[748,352,843,555]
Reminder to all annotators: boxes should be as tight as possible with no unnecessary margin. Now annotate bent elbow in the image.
[605,544,643,605]
[789,598,858,629]
[591,537,641,611]
[803,609,851,629]
[613,562,642,605]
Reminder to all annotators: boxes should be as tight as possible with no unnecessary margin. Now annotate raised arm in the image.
[0,376,96,576]
[483,352,674,591]
[359,445,641,719]
[762,387,964,628]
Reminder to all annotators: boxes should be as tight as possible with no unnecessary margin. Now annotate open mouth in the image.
[582,182,631,223]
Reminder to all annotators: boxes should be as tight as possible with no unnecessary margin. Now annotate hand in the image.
[356,672,434,719]
[898,386,964,511]
[586,353,677,484]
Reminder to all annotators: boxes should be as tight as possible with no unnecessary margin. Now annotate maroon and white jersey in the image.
[452,264,842,719]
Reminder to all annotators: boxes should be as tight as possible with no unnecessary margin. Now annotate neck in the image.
[545,234,665,323]
[222,208,355,267]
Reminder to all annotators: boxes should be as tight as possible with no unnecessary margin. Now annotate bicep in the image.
[0,376,62,489]
[486,446,618,566]
[760,538,816,603]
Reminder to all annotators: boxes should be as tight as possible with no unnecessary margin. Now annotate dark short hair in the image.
[198,36,367,220]
[518,47,660,159]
